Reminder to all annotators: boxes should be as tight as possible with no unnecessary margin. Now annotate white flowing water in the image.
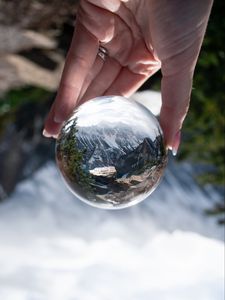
[0,91,224,300]
[0,160,223,300]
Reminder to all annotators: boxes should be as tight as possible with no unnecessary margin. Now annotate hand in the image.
[43,0,213,154]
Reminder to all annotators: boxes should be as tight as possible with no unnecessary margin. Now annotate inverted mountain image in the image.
[76,122,165,170]
[56,119,167,208]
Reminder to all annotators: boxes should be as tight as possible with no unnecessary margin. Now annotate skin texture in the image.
[43,0,213,154]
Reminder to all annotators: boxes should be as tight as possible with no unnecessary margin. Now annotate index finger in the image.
[44,21,99,135]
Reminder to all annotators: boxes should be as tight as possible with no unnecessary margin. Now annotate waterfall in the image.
[0,91,223,300]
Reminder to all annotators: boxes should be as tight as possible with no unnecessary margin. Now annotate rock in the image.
[89,166,117,178]
[0,26,56,54]
[7,54,63,90]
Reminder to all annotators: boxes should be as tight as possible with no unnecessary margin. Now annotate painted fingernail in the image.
[172,148,177,156]
[172,131,181,156]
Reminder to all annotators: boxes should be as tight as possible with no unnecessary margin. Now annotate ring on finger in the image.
[97,46,108,61]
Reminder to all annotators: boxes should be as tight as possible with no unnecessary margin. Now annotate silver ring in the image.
[98,46,108,61]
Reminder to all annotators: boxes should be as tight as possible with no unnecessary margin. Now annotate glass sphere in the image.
[55,96,167,209]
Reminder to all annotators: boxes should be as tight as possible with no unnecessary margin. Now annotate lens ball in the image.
[56,96,167,209]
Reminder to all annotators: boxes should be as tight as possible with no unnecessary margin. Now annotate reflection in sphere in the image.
[56,96,167,209]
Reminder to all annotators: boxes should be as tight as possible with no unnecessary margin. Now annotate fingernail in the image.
[172,131,181,156]
[172,148,177,156]
[42,129,52,138]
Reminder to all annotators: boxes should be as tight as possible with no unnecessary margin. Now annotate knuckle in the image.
[79,0,114,42]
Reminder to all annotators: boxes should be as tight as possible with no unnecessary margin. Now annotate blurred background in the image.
[0,1,224,299]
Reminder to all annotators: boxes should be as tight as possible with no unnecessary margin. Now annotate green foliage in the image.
[0,86,52,136]
[58,119,94,190]
[0,86,52,116]
[179,0,225,185]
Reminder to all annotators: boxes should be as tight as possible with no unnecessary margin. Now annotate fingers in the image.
[105,65,160,97]
[44,21,99,137]
[103,38,160,97]
[79,48,160,106]
[42,102,62,138]
[79,57,121,104]
[77,55,105,102]
[159,70,193,155]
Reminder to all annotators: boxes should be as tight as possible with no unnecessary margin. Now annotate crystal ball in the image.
[55,96,167,209]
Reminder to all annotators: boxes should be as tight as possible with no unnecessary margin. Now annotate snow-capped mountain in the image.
[76,122,164,175]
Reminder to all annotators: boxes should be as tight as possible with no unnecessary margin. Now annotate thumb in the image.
[159,70,193,155]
